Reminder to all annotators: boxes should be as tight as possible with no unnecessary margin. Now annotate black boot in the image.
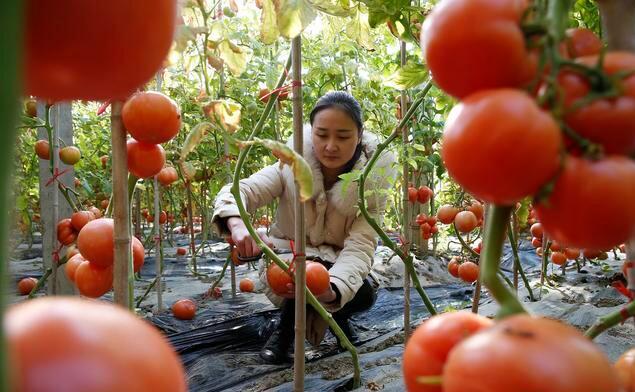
[260,301,294,364]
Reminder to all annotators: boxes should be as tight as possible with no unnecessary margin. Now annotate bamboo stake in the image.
[399,40,412,341]
[111,101,132,309]
[291,35,307,392]
[154,177,163,312]
[186,181,197,273]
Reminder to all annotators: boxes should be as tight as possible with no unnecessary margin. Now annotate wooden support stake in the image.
[111,101,131,309]
[400,40,412,340]
[154,177,163,312]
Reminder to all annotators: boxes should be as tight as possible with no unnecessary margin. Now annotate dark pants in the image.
[276,258,378,341]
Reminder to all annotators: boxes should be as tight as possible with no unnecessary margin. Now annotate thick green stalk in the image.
[229,52,361,388]
[357,82,437,316]
[481,206,527,319]
[507,223,535,301]
[1,0,23,388]
[586,299,635,339]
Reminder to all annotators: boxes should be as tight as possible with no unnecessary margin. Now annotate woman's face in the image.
[311,107,360,171]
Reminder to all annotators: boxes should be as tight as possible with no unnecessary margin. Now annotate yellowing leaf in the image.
[218,40,252,76]
[308,0,354,17]
[237,138,314,201]
[260,0,280,44]
[276,0,317,39]
[345,9,373,50]
[385,61,429,90]
[180,161,198,181]
[203,100,242,134]
[180,122,214,162]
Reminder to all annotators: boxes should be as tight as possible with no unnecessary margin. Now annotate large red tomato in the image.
[442,89,562,205]
[157,167,179,186]
[24,0,177,100]
[122,92,181,144]
[77,218,114,269]
[443,315,622,392]
[74,261,113,298]
[615,348,635,392]
[305,262,330,296]
[562,52,635,155]
[127,139,166,179]
[172,299,197,320]
[402,311,493,392]
[266,263,294,298]
[421,0,534,98]
[535,156,635,250]
[6,297,186,391]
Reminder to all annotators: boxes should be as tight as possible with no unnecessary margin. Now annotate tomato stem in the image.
[586,299,635,339]
[0,0,23,388]
[481,205,527,319]
[357,82,437,316]
[507,223,536,301]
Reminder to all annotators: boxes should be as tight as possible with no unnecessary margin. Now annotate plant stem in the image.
[357,82,437,316]
[586,299,635,339]
[209,255,231,292]
[507,223,535,301]
[481,205,527,319]
[1,0,23,388]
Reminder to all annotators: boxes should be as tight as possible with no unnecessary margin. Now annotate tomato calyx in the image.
[415,375,443,386]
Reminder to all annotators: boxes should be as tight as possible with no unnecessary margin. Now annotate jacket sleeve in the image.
[211,163,285,236]
[325,150,397,312]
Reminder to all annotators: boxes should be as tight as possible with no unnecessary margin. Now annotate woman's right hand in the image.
[227,217,271,258]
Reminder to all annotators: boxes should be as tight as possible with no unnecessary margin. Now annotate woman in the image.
[212,91,397,363]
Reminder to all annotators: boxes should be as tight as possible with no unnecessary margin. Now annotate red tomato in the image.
[458,262,479,283]
[530,222,543,239]
[34,140,50,160]
[448,258,460,278]
[158,167,179,186]
[306,262,330,296]
[24,0,177,100]
[564,248,580,260]
[126,139,166,179]
[551,251,567,266]
[176,247,188,256]
[65,253,86,282]
[132,236,145,273]
[454,211,478,233]
[159,211,167,225]
[615,348,635,391]
[122,92,181,144]
[535,156,635,250]
[172,299,197,320]
[467,201,484,221]
[408,187,419,203]
[565,28,603,58]
[443,315,622,392]
[402,311,493,392]
[417,186,432,204]
[442,89,562,205]
[562,52,635,155]
[77,218,114,269]
[550,241,562,252]
[437,205,459,225]
[17,278,38,296]
[266,263,294,298]
[531,237,542,248]
[74,261,113,298]
[421,0,534,98]
[70,210,95,232]
[239,278,254,293]
[56,218,76,246]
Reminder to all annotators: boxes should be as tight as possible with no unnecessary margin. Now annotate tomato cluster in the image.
[403,312,623,391]
[423,0,635,252]
[122,92,181,179]
[447,257,479,284]
[266,260,331,298]
[408,185,433,204]
[416,213,438,240]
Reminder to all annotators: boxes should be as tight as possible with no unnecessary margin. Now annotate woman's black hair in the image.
[310,91,365,175]
[309,91,364,135]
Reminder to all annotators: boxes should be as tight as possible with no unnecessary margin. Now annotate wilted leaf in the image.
[309,0,354,16]
[237,138,314,201]
[218,40,252,76]
[260,0,280,44]
[203,100,242,134]
[385,61,428,90]
[277,0,317,39]
[207,55,224,71]
[229,0,239,12]
[174,25,208,52]
[180,122,214,162]
[180,161,198,181]
[345,10,373,50]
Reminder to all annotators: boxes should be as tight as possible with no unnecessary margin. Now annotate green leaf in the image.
[516,198,531,229]
[179,122,215,162]
[345,9,374,50]
[218,40,252,76]
[277,0,317,39]
[260,0,280,44]
[339,170,361,194]
[385,60,428,90]
[412,143,426,152]
[237,138,314,201]
[406,157,418,170]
